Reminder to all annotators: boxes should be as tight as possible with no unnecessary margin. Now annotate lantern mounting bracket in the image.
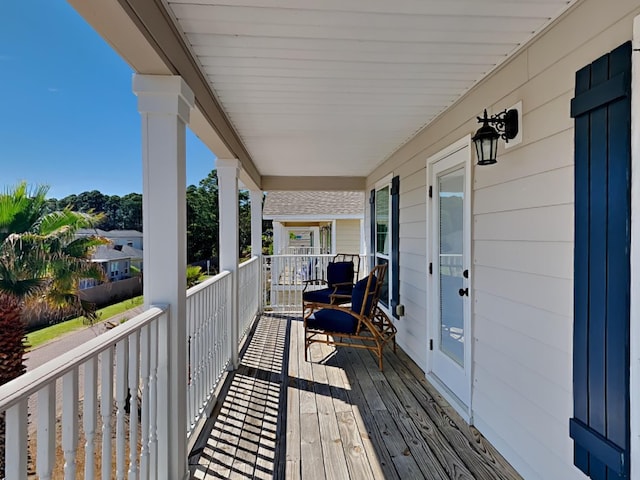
[476,109,519,142]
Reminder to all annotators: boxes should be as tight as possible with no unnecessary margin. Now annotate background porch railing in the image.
[238,256,261,339]
[262,254,367,311]
[185,271,232,442]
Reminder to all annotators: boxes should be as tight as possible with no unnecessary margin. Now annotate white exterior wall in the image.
[367,1,640,479]
[335,219,361,254]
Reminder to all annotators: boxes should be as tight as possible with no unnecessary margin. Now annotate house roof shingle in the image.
[263,191,364,217]
[91,245,132,262]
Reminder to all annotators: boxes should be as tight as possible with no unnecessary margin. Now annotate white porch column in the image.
[331,220,337,254]
[250,190,263,313]
[273,221,283,254]
[133,74,193,480]
[250,189,263,257]
[217,158,240,370]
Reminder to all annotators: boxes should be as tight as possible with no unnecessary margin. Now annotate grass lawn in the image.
[26,295,144,350]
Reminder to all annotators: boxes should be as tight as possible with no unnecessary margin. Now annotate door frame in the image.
[426,135,473,421]
[629,16,640,480]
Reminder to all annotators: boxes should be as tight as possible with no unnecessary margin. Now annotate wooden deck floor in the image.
[189,313,522,480]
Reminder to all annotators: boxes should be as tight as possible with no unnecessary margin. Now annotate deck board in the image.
[189,313,523,480]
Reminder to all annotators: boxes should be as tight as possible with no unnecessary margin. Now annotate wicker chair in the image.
[303,264,397,371]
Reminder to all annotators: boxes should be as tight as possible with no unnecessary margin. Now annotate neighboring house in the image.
[263,191,364,255]
[76,228,143,250]
[79,245,132,290]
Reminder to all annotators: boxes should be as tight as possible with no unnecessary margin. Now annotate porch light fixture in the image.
[472,108,519,165]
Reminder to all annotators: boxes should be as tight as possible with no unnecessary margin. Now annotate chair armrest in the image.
[328,293,351,304]
[302,278,328,292]
[331,281,354,288]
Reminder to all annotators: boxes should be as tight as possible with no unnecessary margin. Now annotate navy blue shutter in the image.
[369,189,375,272]
[570,41,631,480]
[391,176,400,319]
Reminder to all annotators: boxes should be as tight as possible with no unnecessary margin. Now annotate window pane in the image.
[376,186,389,255]
[376,257,389,307]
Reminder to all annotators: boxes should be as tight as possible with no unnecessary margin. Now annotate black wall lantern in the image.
[472,108,519,165]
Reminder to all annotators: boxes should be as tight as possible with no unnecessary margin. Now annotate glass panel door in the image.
[438,169,465,366]
[428,142,471,410]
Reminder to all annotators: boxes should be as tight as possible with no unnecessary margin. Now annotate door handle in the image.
[458,287,469,297]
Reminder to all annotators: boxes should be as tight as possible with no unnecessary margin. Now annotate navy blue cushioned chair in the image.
[304,264,397,371]
[302,254,360,308]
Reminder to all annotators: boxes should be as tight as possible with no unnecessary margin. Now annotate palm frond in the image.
[0,182,50,241]
[36,209,104,237]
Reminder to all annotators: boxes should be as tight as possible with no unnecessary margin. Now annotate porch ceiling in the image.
[164,0,575,179]
[70,0,577,184]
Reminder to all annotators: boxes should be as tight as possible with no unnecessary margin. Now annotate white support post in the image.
[133,74,193,480]
[250,189,263,313]
[217,158,241,370]
[250,189,263,257]
[273,221,283,254]
[331,220,337,254]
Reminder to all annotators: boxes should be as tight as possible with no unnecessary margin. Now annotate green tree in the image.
[120,193,143,231]
[187,171,219,264]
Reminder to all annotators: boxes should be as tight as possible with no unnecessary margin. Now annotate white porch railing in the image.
[262,254,366,311]
[185,271,232,442]
[0,258,264,479]
[238,256,261,339]
[0,306,167,480]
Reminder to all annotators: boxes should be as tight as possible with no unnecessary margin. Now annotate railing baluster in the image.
[139,325,151,480]
[83,357,98,479]
[101,346,114,480]
[115,338,128,480]
[187,294,194,431]
[195,295,202,418]
[205,286,212,400]
[62,368,79,480]
[149,319,158,480]
[6,399,28,480]
[37,383,56,480]
[128,330,140,480]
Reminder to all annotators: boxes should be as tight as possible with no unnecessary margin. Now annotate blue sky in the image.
[0,1,216,199]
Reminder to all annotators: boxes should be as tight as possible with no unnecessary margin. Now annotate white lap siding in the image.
[366,1,640,478]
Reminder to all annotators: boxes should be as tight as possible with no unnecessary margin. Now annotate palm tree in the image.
[0,182,107,475]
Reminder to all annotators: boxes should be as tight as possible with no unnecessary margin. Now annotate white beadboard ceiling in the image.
[166,0,575,178]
